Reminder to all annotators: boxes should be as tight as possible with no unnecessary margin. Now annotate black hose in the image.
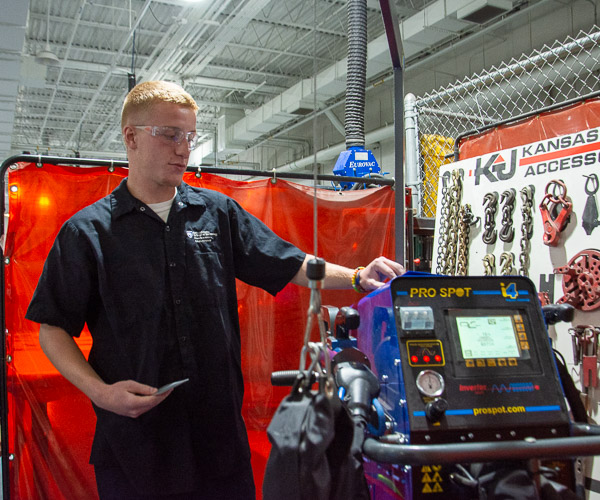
[553,351,588,424]
[345,0,367,149]
[270,370,317,386]
[350,172,387,190]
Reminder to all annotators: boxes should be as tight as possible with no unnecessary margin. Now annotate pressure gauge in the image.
[415,370,445,397]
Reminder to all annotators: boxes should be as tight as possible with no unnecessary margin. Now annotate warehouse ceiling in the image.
[2,0,539,163]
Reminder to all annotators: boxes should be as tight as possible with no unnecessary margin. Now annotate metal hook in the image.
[499,225,514,243]
[483,191,499,207]
[500,188,516,205]
[462,204,480,227]
[499,251,515,275]
[520,184,535,200]
[584,173,599,196]
[483,253,496,276]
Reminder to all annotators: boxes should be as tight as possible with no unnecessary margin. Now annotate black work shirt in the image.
[26,179,305,495]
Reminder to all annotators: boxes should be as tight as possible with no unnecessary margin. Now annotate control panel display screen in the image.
[455,314,520,359]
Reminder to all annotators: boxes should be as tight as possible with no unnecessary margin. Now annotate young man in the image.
[26,80,404,499]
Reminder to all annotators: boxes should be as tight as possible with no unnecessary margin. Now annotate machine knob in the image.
[425,398,448,422]
[335,306,360,339]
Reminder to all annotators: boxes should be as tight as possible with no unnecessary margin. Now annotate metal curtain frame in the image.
[0,152,402,499]
[0,152,398,237]
[379,0,405,268]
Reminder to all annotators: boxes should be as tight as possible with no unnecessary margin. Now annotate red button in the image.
[423,355,430,363]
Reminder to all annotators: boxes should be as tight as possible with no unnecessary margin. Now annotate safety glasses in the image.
[134,125,200,151]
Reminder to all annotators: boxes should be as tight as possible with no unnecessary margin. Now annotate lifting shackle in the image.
[539,179,572,247]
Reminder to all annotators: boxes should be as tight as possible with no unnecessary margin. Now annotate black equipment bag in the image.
[262,375,370,500]
[451,462,581,500]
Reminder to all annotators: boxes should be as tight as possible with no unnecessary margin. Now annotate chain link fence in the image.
[414,25,600,219]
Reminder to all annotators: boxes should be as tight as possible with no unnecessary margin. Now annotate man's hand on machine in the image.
[293,255,404,289]
[92,379,171,418]
[358,256,405,291]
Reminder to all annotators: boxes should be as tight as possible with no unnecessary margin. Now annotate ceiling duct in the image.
[199,0,507,163]
[457,0,512,24]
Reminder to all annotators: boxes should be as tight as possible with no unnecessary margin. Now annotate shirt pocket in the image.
[184,247,227,308]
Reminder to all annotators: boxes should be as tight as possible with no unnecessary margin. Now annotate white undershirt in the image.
[147,190,177,223]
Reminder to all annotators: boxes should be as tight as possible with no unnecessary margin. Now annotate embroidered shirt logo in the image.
[186,230,218,243]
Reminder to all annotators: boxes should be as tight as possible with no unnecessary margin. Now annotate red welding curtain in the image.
[3,163,396,500]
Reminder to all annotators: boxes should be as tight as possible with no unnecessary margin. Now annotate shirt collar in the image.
[176,182,207,208]
[110,178,207,219]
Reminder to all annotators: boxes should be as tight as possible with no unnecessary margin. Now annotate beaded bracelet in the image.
[351,266,366,293]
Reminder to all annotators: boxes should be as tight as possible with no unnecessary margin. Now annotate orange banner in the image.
[458,98,600,159]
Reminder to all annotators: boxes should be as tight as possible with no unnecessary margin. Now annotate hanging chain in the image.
[518,185,535,276]
[436,170,462,275]
[437,170,462,275]
[456,204,478,276]
[499,188,516,243]
[446,170,462,275]
[435,183,451,274]
[482,191,499,245]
